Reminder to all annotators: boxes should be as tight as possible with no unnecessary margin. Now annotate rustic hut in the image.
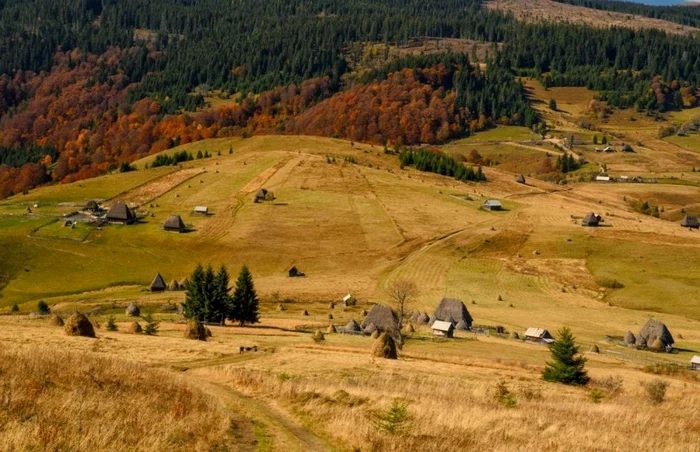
[516,174,526,184]
[163,214,186,233]
[433,298,473,330]
[85,200,100,212]
[680,214,700,229]
[431,320,455,338]
[125,303,141,317]
[344,319,362,334]
[483,199,502,211]
[582,212,601,227]
[523,327,555,345]
[106,202,135,225]
[49,314,64,326]
[194,206,209,215]
[372,333,397,359]
[623,331,636,346]
[288,266,305,277]
[637,318,674,351]
[150,273,167,292]
[361,304,398,333]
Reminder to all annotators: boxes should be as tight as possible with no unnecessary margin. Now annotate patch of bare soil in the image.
[486,0,698,35]
[113,168,204,206]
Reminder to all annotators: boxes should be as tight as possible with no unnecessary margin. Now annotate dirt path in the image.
[183,368,336,452]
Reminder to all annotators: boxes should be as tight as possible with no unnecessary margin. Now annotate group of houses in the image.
[149,273,186,292]
[86,199,215,233]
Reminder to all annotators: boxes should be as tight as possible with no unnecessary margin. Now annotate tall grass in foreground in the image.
[0,348,230,451]
[205,360,700,451]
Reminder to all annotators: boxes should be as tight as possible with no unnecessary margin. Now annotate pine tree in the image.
[106,315,118,331]
[229,266,259,326]
[210,265,232,325]
[542,327,589,385]
[183,264,206,320]
[548,98,557,110]
[11,303,19,313]
[37,300,50,315]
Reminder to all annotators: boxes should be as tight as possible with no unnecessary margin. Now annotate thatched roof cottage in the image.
[163,214,186,233]
[106,202,135,225]
[433,298,473,330]
[150,273,167,292]
[361,304,398,333]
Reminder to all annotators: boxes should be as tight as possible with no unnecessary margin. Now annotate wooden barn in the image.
[691,356,700,371]
[524,328,555,345]
[163,214,186,233]
[483,199,502,211]
[106,202,135,225]
[431,320,455,338]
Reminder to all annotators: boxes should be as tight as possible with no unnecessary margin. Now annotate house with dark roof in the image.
[163,214,186,233]
[106,202,135,225]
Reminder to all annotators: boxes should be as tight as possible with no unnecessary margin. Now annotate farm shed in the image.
[361,304,398,333]
[691,356,700,371]
[524,328,555,345]
[483,199,502,211]
[433,298,473,330]
[595,176,611,182]
[163,214,186,233]
[681,215,700,229]
[150,273,167,292]
[582,212,602,227]
[431,320,455,338]
[194,206,209,215]
[288,266,305,277]
[106,202,135,225]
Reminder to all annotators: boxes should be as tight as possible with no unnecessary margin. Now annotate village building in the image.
[361,304,398,333]
[163,214,186,233]
[524,327,555,345]
[582,212,602,227]
[691,356,700,371]
[432,297,473,330]
[431,320,455,338]
[483,199,502,211]
[106,202,136,225]
[194,206,209,215]
[680,214,700,229]
[150,273,167,292]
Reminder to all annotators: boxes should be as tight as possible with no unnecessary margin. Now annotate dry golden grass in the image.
[0,347,233,451]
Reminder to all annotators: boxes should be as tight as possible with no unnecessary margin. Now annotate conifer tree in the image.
[183,264,206,321]
[542,327,589,385]
[229,266,259,326]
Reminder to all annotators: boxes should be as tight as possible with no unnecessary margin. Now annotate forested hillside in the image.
[551,0,700,28]
[1,0,699,198]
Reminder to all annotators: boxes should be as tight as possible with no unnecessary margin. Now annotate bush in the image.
[375,398,410,435]
[106,316,118,332]
[37,301,50,315]
[590,388,605,404]
[494,381,517,408]
[643,363,681,375]
[593,375,624,397]
[642,379,670,404]
[595,277,624,289]
[142,313,160,336]
[11,303,19,313]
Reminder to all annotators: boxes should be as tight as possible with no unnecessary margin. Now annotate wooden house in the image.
[431,320,455,338]
[106,202,135,225]
[483,199,502,211]
[194,206,209,215]
[691,356,700,371]
[524,327,555,345]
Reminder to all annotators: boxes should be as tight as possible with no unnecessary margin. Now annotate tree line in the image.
[399,148,486,182]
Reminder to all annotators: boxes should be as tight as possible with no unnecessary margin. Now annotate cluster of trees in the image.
[555,154,581,173]
[628,199,661,218]
[183,264,259,327]
[150,151,194,168]
[399,148,486,182]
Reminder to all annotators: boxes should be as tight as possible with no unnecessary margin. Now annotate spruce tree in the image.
[210,265,232,325]
[542,327,589,385]
[229,266,259,326]
[183,264,206,320]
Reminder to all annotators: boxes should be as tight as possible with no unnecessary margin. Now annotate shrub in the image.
[375,398,410,435]
[142,313,160,336]
[11,303,19,313]
[494,381,517,408]
[593,375,624,397]
[37,300,50,315]
[518,384,542,401]
[643,363,681,376]
[590,388,604,404]
[106,316,118,332]
[642,379,670,404]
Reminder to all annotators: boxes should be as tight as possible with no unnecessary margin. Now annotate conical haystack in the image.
[344,319,361,334]
[623,331,636,345]
[125,303,140,317]
[638,318,674,350]
[328,313,334,320]
[312,329,325,342]
[64,313,95,338]
[184,319,207,341]
[276,304,285,311]
[128,322,142,334]
[327,325,337,334]
[364,323,378,335]
[649,337,664,352]
[370,330,380,339]
[49,314,64,326]
[301,309,309,316]
[372,333,397,359]
[205,327,213,337]
[509,332,520,340]
[415,312,429,325]
[169,280,180,291]
[590,344,600,353]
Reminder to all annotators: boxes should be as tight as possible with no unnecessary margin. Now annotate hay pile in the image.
[49,314,64,326]
[125,303,140,317]
[205,327,213,337]
[361,304,397,333]
[364,323,378,335]
[590,344,600,353]
[637,318,674,350]
[370,330,379,339]
[327,325,336,334]
[276,304,285,311]
[301,309,309,316]
[64,313,95,338]
[312,329,325,342]
[344,319,361,334]
[623,331,636,345]
[128,322,143,334]
[509,332,520,340]
[184,319,207,341]
[415,312,430,325]
[371,333,397,359]
[328,313,334,320]
[433,298,473,329]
